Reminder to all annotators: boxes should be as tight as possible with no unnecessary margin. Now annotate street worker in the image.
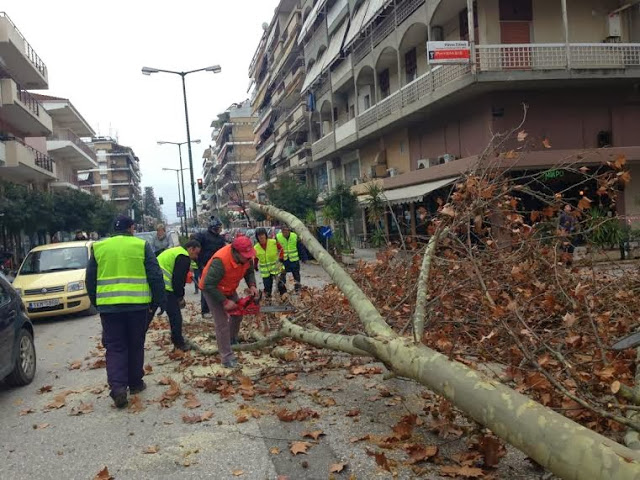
[276,225,304,293]
[86,215,166,409]
[194,217,226,315]
[254,227,286,300]
[200,236,258,368]
[157,240,202,351]
[150,224,171,256]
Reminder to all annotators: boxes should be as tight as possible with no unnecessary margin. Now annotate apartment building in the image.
[30,94,97,191]
[0,12,53,189]
[250,0,313,195]
[80,137,142,218]
[254,0,640,241]
[206,101,259,215]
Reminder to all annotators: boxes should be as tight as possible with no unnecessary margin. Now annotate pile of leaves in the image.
[296,160,640,439]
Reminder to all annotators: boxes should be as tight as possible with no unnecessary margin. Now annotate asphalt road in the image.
[0,264,547,480]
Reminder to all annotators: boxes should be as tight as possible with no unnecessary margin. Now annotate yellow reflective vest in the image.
[157,246,189,292]
[276,232,299,262]
[93,236,151,305]
[254,239,283,278]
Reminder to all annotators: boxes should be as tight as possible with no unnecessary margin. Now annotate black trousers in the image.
[282,260,301,290]
[262,274,286,297]
[165,292,185,347]
[100,310,147,395]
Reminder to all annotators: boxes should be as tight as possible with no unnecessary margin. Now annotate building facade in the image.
[80,137,142,218]
[203,101,259,219]
[0,12,53,189]
[247,0,640,241]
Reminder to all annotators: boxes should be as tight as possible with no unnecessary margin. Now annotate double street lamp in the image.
[158,139,200,235]
[142,64,221,225]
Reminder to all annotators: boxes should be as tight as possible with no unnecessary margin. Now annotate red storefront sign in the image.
[427,41,471,64]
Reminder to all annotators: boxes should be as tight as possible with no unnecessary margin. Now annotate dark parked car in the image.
[0,272,36,386]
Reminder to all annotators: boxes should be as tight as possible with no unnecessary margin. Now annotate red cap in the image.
[232,235,256,259]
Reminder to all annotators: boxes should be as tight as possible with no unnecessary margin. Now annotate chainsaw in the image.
[227,292,297,316]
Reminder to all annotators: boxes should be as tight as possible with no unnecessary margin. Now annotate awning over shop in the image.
[320,18,349,72]
[344,0,370,48]
[359,177,457,206]
[298,0,328,44]
[253,112,273,145]
[301,57,323,93]
[361,0,392,32]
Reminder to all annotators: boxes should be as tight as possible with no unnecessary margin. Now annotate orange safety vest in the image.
[198,244,250,296]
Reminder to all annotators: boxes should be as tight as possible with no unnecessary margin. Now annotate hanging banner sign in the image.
[427,41,471,64]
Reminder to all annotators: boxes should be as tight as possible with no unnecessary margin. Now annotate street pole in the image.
[177,144,188,235]
[181,74,198,225]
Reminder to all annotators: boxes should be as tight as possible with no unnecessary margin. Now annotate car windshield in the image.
[19,247,88,275]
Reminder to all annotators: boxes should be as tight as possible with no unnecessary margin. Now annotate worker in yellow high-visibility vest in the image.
[276,225,304,293]
[253,228,286,299]
[86,215,166,409]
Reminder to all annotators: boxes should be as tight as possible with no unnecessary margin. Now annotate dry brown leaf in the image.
[236,415,248,424]
[183,395,202,409]
[19,408,35,416]
[270,447,281,455]
[38,385,53,394]
[346,408,360,417]
[366,449,391,472]
[405,444,438,464]
[128,395,145,413]
[201,411,214,421]
[69,360,82,370]
[290,441,311,455]
[562,313,577,328]
[34,423,50,430]
[232,470,244,476]
[329,462,347,473]
[302,429,324,441]
[143,445,159,454]
[440,465,485,478]
[94,466,113,480]
[69,401,94,416]
[517,130,528,142]
[144,364,153,374]
[542,138,552,149]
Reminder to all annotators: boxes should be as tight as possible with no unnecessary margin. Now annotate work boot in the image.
[223,358,239,368]
[174,342,193,352]
[294,283,301,293]
[111,391,128,409]
[230,337,239,346]
[129,381,147,395]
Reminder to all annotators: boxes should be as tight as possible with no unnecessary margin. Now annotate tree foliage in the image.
[142,186,163,222]
[323,183,357,224]
[0,181,118,236]
[265,176,318,221]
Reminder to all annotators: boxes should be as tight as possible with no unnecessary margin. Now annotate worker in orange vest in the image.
[199,236,258,368]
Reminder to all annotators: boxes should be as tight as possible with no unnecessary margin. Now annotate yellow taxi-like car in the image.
[12,241,94,319]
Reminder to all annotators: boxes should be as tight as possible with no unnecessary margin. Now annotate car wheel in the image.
[6,328,36,386]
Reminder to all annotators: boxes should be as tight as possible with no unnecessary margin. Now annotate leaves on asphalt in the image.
[440,465,485,478]
[19,408,35,416]
[38,385,53,394]
[269,447,280,455]
[232,470,244,476]
[69,401,94,416]
[404,444,438,464]
[44,390,75,411]
[128,395,145,413]
[94,466,113,480]
[69,360,82,370]
[33,423,50,430]
[183,392,202,409]
[289,441,311,455]
[276,407,319,422]
[329,462,347,473]
[143,445,159,454]
[182,411,214,424]
[302,429,324,441]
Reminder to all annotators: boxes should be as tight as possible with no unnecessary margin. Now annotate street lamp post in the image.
[158,140,200,235]
[162,166,189,236]
[142,65,221,226]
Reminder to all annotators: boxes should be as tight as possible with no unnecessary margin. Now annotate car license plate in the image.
[29,299,61,309]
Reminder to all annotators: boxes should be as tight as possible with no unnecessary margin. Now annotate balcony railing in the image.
[51,128,97,161]
[335,118,357,143]
[16,85,40,116]
[29,144,54,173]
[476,43,640,70]
[0,13,47,78]
[311,132,335,158]
[303,23,328,65]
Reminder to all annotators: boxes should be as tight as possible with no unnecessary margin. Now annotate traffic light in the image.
[158,197,164,205]
[197,178,203,191]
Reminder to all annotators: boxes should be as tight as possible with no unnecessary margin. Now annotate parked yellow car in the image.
[12,241,94,319]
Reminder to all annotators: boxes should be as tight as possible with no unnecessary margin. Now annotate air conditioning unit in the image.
[417,159,429,170]
[387,168,398,177]
[438,154,457,164]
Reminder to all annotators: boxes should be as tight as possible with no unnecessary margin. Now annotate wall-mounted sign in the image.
[427,41,471,64]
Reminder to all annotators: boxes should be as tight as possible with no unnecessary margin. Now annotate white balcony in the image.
[0,79,52,135]
[0,13,48,88]
[311,132,335,160]
[47,128,98,169]
[335,118,357,144]
[331,55,353,91]
[1,139,56,182]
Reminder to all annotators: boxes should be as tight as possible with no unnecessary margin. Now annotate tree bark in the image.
[413,228,446,342]
[248,201,640,479]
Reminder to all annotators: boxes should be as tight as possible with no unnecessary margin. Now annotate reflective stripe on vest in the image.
[276,232,299,261]
[198,244,250,296]
[157,246,189,292]
[254,239,282,278]
[93,235,151,305]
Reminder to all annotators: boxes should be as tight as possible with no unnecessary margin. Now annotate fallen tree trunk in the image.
[248,201,640,479]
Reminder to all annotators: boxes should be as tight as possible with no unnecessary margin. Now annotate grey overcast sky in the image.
[4,0,278,222]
